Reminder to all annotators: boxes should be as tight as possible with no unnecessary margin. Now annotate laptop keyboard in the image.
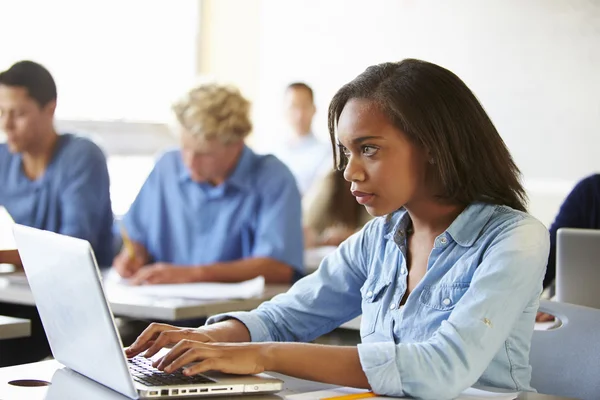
[128,356,216,387]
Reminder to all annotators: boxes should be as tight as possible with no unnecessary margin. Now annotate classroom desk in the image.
[338,315,558,333]
[0,274,290,321]
[0,315,30,340]
[0,359,576,399]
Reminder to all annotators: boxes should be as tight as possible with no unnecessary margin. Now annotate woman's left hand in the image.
[155,340,271,376]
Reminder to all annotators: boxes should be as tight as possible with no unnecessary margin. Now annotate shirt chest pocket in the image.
[359,281,390,339]
[419,283,469,312]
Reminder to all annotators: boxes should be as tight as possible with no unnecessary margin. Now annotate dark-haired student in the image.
[543,174,600,289]
[0,60,112,366]
[273,82,330,195]
[536,174,600,322]
[126,59,549,399]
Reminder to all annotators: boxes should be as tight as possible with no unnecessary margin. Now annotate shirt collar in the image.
[384,202,496,247]
[178,145,254,193]
[445,202,496,246]
[225,145,254,192]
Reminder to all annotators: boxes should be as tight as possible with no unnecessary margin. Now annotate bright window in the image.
[0,1,198,215]
[0,0,198,122]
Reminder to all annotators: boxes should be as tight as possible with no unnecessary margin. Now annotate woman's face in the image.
[336,98,431,216]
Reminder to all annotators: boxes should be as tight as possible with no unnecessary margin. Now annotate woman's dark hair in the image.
[328,58,527,212]
[0,60,57,107]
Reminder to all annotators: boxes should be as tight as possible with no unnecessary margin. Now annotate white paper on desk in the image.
[304,246,337,269]
[459,387,518,399]
[0,206,16,251]
[106,273,265,300]
[285,386,517,399]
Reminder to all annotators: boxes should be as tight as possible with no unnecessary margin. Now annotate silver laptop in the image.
[556,228,600,309]
[12,224,283,399]
[45,367,282,400]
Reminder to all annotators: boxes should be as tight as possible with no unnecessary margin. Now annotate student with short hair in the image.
[273,82,331,195]
[125,59,549,399]
[0,60,112,366]
[543,174,600,289]
[113,83,303,285]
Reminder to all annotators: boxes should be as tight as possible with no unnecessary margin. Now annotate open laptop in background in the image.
[556,228,600,309]
[12,224,283,399]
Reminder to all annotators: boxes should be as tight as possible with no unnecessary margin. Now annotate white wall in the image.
[248,0,600,226]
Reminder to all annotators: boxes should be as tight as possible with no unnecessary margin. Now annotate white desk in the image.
[0,315,30,340]
[339,316,558,333]
[0,359,577,399]
[304,246,336,274]
[0,274,289,321]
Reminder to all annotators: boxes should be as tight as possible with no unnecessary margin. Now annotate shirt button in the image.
[401,267,407,274]
[440,236,448,245]
[366,291,373,298]
[398,231,405,237]
[389,304,396,310]
[442,298,452,306]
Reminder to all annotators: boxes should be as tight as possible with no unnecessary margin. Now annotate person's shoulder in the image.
[487,204,548,244]
[253,151,296,182]
[59,134,107,162]
[153,148,180,168]
[574,174,600,191]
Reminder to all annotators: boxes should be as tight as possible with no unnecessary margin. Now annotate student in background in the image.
[303,169,372,247]
[113,83,303,285]
[273,82,330,195]
[543,174,600,289]
[126,59,549,399]
[536,174,600,322]
[0,60,113,366]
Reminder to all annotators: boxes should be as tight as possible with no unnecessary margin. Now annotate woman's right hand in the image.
[125,323,216,361]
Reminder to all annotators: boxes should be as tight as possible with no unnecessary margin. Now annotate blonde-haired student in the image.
[113,83,303,285]
[126,59,549,399]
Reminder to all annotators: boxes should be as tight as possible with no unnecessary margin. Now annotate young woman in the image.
[125,59,549,399]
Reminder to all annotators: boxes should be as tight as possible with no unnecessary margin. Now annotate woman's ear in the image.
[425,148,435,165]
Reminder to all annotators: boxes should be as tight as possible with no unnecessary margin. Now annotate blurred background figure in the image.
[273,82,331,195]
[113,82,304,286]
[0,60,112,366]
[543,173,600,290]
[303,169,372,248]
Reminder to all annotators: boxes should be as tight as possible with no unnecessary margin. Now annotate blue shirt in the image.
[123,146,304,275]
[273,133,331,195]
[208,203,549,399]
[544,174,600,288]
[0,134,113,266]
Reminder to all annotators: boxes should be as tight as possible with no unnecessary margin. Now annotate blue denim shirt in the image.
[208,203,550,399]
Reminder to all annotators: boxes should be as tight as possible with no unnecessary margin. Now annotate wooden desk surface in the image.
[0,315,30,340]
[0,274,289,321]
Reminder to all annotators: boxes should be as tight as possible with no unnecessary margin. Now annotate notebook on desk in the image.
[13,224,283,399]
[556,228,600,309]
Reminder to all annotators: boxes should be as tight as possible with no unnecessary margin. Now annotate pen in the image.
[120,222,136,259]
[320,391,377,400]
